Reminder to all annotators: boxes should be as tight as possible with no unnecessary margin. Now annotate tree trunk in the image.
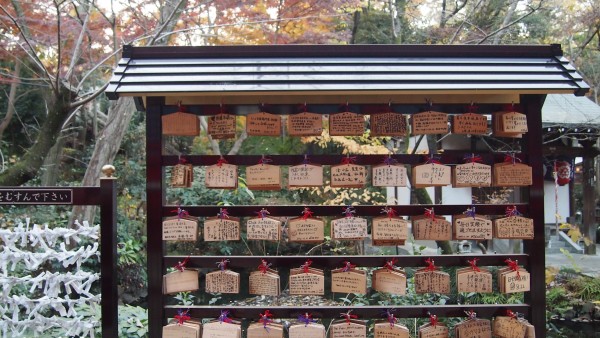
[69,97,136,224]
[0,62,21,142]
[40,136,65,186]
[0,89,73,186]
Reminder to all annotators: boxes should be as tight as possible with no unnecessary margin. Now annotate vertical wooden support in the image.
[147,97,165,338]
[521,94,546,337]
[100,173,118,337]
[581,140,597,255]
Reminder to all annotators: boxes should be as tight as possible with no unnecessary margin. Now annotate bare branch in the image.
[148,0,187,46]
[449,0,484,44]
[228,129,248,155]
[54,0,61,93]
[0,3,56,92]
[65,5,91,81]
[69,82,110,110]
[477,1,545,44]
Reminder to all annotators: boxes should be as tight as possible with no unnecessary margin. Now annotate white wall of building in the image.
[544,181,570,224]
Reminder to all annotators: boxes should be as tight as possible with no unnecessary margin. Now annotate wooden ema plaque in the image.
[202,321,241,338]
[163,322,201,338]
[372,163,407,187]
[246,216,281,241]
[331,268,367,294]
[329,111,365,136]
[288,217,325,243]
[455,319,492,338]
[371,216,409,246]
[288,164,323,187]
[289,267,325,295]
[288,323,326,338]
[205,269,240,294]
[163,269,199,294]
[493,216,534,239]
[372,268,406,295]
[370,112,407,137]
[452,113,488,135]
[498,268,530,294]
[412,163,451,188]
[288,112,323,136]
[162,111,200,136]
[207,114,236,139]
[493,316,529,338]
[412,216,452,241]
[329,320,367,338]
[456,267,493,293]
[331,216,368,240]
[452,214,492,240]
[246,163,282,190]
[246,112,281,136]
[418,323,449,338]
[203,217,240,241]
[249,270,280,296]
[452,162,492,187]
[493,111,527,138]
[493,162,532,187]
[411,111,448,135]
[247,322,284,338]
[374,322,410,338]
[171,163,193,188]
[414,270,451,294]
[162,216,199,241]
[330,163,368,188]
[205,163,238,189]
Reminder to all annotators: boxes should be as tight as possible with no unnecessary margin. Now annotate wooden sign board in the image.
[288,323,326,338]
[170,163,193,188]
[163,269,199,294]
[456,267,493,293]
[502,112,528,133]
[453,162,492,187]
[493,163,532,187]
[331,217,368,240]
[374,322,410,338]
[452,113,488,135]
[418,323,449,338]
[455,319,491,338]
[205,270,240,294]
[370,112,407,137]
[249,270,280,296]
[289,268,325,295]
[246,164,282,190]
[493,316,528,338]
[247,322,284,338]
[371,216,409,246]
[288,164,324,187]
[372,164,408,187]
[208,114,236,139]
[331,269,367,294]
[162,112,200,136]
[329,112,365,136]
[246,112,281,136]
[246,217,281,241]
[493,216,534,239]
[412,163,451,188]
[202,322,241,338]
[288,217,325,243]
[414,270,451,294]
[163,322,201,338]
[204,217,240,242]
[329,321,367,338]
[412,216,452,241]
[205,163,238,189]
[330,164,368,188]
[411,111,448,135]
[288,112,323,136]
[453,214,492,240]
[372,268,406,295]
[498,269,530,294]
[162,216,199,241]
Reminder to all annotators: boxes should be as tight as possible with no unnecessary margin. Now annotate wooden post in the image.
[580,140,597,255]
[100,166,118,337]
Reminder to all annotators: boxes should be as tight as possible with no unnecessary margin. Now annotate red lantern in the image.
[554,161,571,186]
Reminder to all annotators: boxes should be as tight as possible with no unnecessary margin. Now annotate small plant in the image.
[118,305,148,338]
